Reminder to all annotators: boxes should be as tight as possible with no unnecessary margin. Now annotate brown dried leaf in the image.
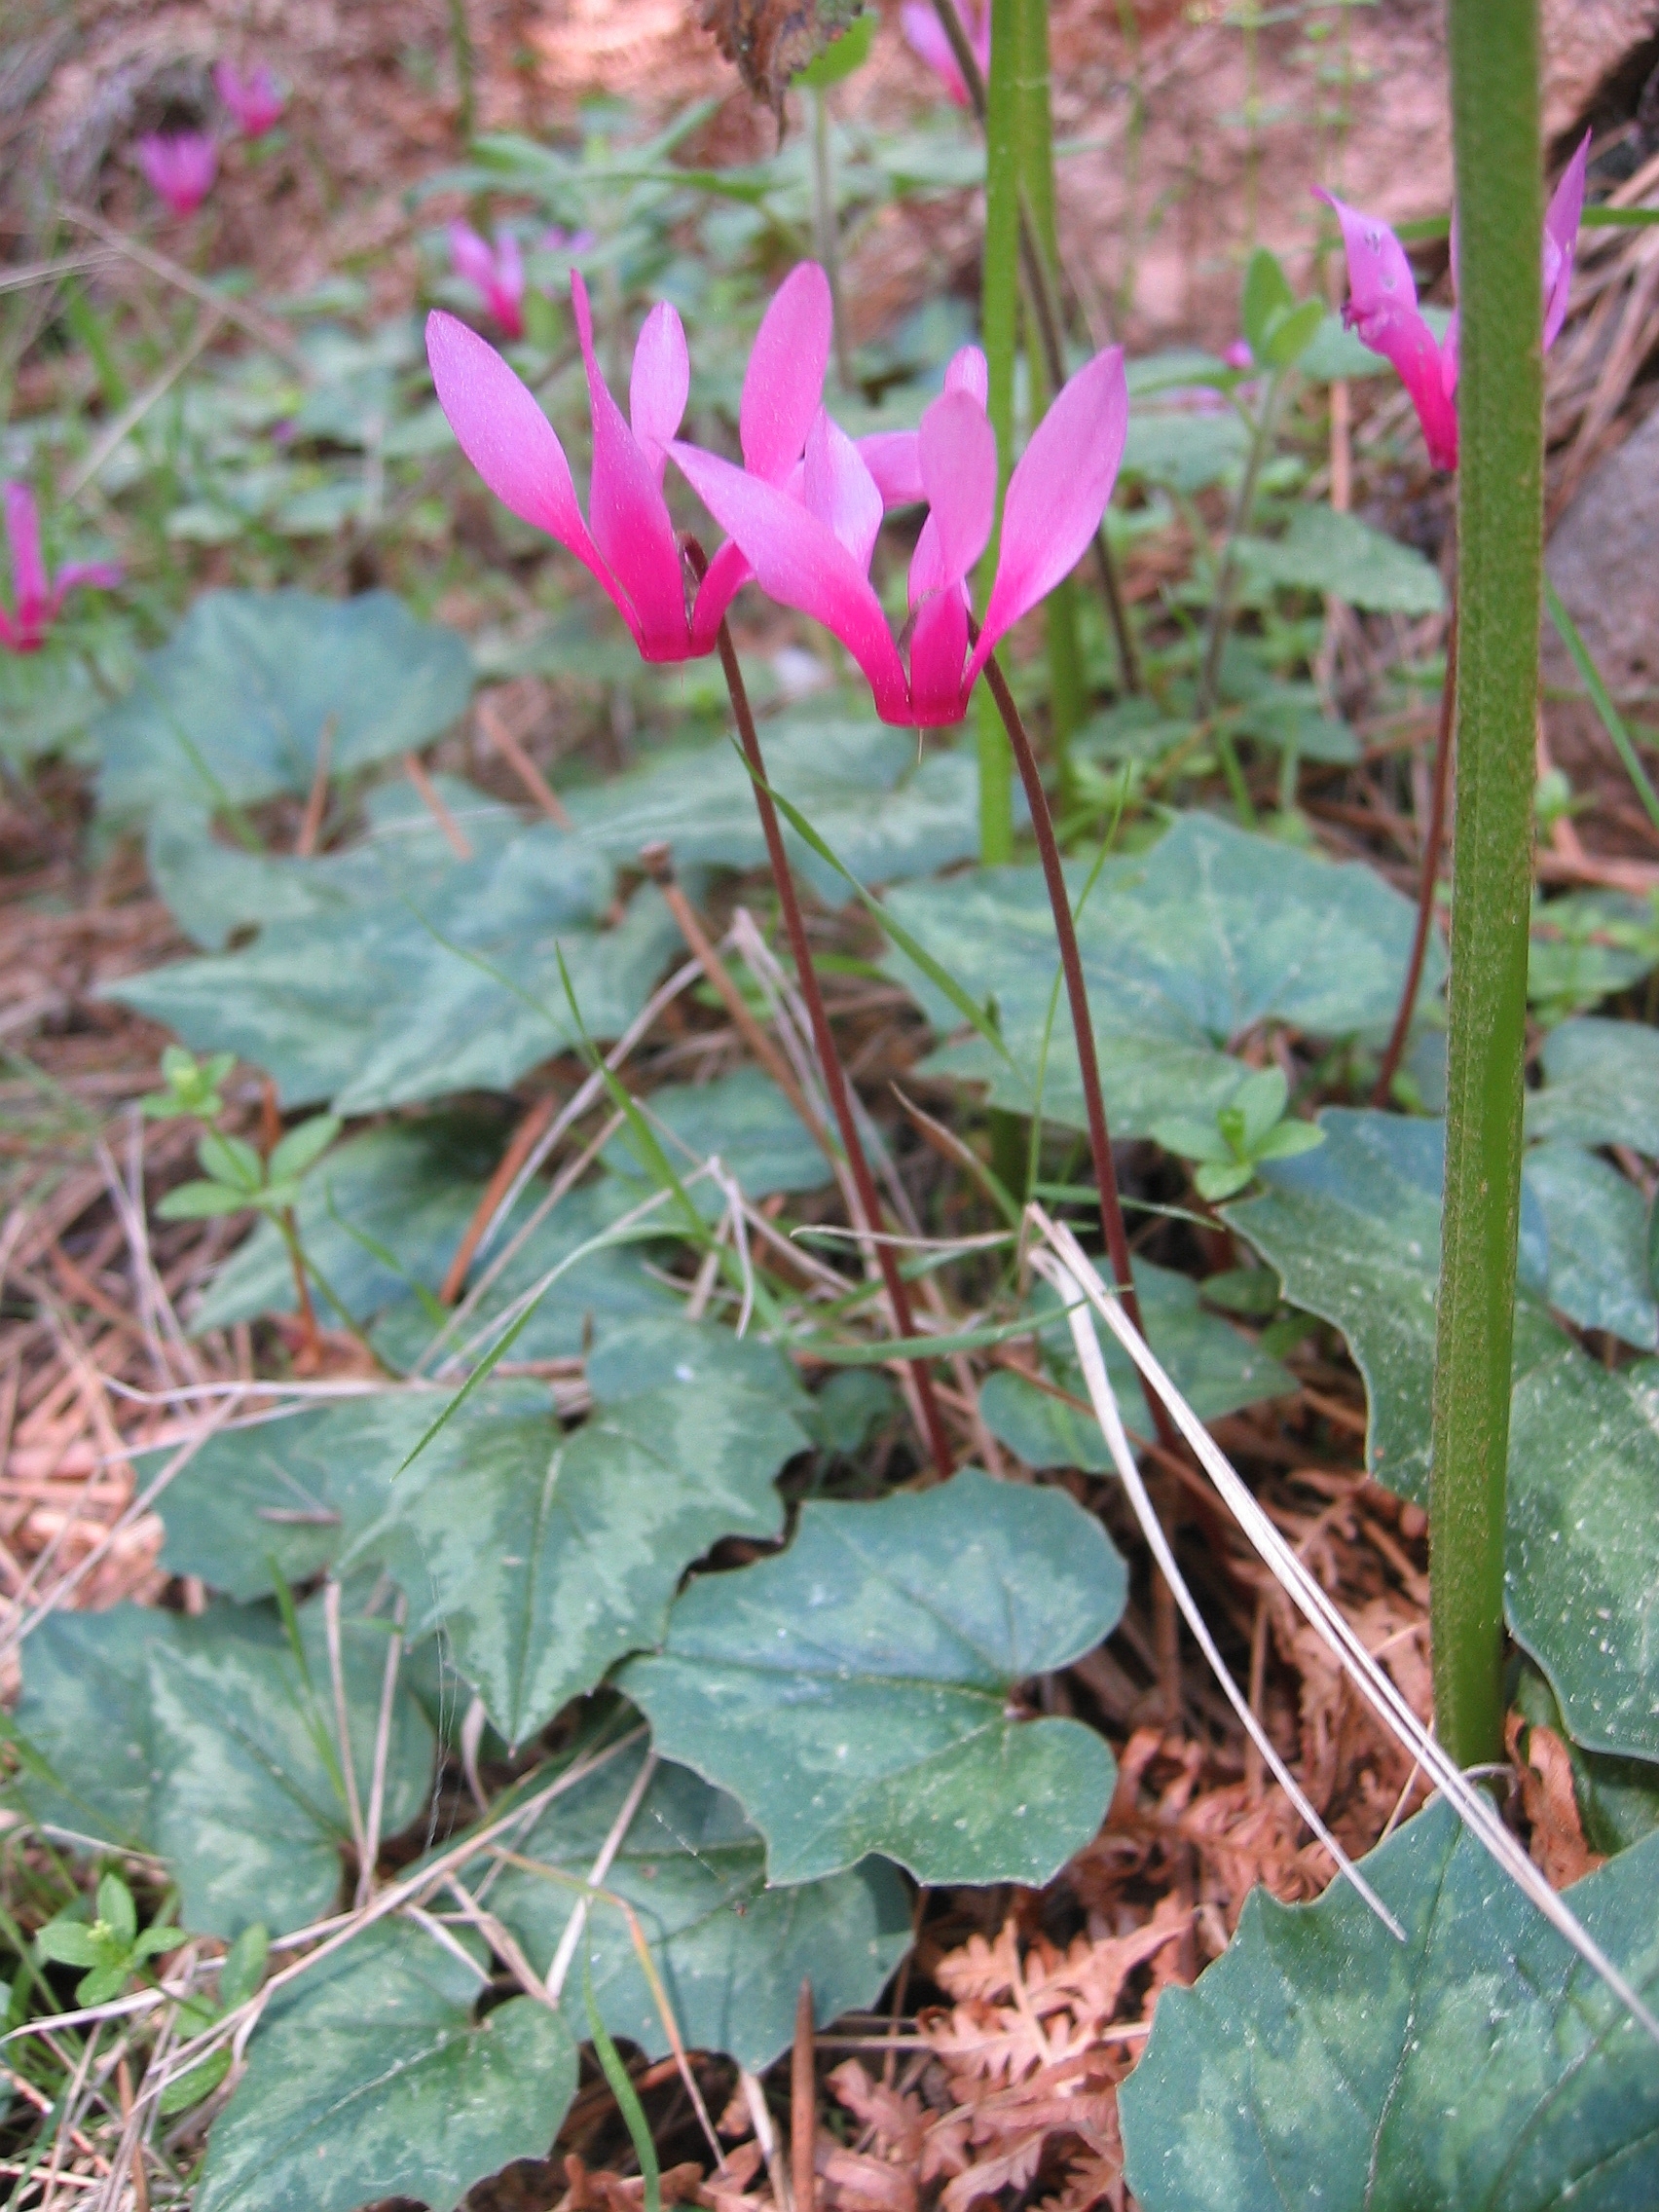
[698,0,864,114]
[1507,1711,1606,1889]
[826,2063,928,2166]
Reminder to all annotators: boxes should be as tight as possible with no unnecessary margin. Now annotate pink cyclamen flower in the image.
[538,225,597,258]
[901,0,989,108]
[214,61,286,138]
[427,276,737,662]
[136,130,219,216]
[671,339,1128,728]
[449,224,528,342]
[1315,130,1590,472]
[0,483,120,654]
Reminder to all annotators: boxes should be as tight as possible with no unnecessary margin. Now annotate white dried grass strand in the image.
[1033,1206,1659,2046]
[544,1748,658,2004]
[1031,1247,1404,1938]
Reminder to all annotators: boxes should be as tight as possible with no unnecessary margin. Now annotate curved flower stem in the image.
[1432,0,1544,1770]
[978,649,1178,1458]
[1372,601,1457,1108]
[692,579,954,1480]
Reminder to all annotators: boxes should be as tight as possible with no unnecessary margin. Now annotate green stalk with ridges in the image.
[1017,0,1086,797]
[975,0,1023,865]
[1430,0,1544,1769]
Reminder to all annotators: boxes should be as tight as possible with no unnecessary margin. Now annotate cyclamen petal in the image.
[917,389,996,590]
[906,589,971,723]
[630,302,691,476]
[571,274,688,657]
[857,431,925,508]
[802,410,884,574]
[741,263,833,484]
[5,481,48,622]
[136,131,219,216]
[214,61,285,137]
[425,310,623,623]
[901,0,981,107]
[1543,130,1591,350]
[943,345,990,410]
[973,344,1127,675]
[670,440,908,717]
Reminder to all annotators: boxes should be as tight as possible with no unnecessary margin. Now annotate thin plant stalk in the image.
[1018,0,1086,793]
[932,0,1143,695]
[692,570,954,1478]
[1432,0,1545,1770]
[976,0,1024,864]
[1373,604,1457,1107]
[807,88,856,390]
[978,647,1175,1454]
[1197,365,1286,714]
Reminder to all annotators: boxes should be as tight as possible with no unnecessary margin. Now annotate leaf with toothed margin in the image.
[620,1469,1125,1887]
[1121,1797,1659,2212]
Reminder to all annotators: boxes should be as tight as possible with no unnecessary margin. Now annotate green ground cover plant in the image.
[4,1,1659,2205]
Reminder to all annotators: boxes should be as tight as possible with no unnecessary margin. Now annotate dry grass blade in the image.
[1029,1246,1404,1940]
[1031,1204,1659,2047]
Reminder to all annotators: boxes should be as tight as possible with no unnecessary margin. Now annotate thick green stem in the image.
[976,0,1023,864]
[1017,0,1086,795]
[1431,1,1544,1770]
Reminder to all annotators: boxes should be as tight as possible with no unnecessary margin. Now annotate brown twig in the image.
[477,695,573,828]
[402,752,474,860]
[296,718,336,858]
[440,1094,560,1306]
[1372,604,1457,1107]
[688,549,953,1479]
[792,1979,817,2212]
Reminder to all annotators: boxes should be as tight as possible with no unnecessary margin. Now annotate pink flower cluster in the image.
[445,223,595,342]
[426,259,1125,723]
[134,57,286,217]
[0,483,120,655]
[1318,132,1590,472]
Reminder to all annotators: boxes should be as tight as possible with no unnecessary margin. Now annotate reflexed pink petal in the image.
[449,224,497,293]
[1315,188,1457,471]
[425,311,629,627]
[48,561,123,617]
[136,132,218,216]
[4,482,48,626]
[671,440,908,715]
[906,589,970,723]
[214,61,285,136]
[741,264,832,484]
[571,273,688,655]
[0,605,18,652]
[689,536,753,653]
[973,346,1127,673]
[943,345,989,409]
[630,302,691,477]
[918,388,996,588]
[1543,130,1590,351]
[1315,189,1421,324]
[801,409,883,573]
[857,430,923,507]
[1440,310,1459,398]
[901,0,971,105]
[907,513,946,611]
[495,233,525,307]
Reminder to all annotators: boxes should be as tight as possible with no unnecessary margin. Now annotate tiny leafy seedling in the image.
[1154,1065,1325,1199]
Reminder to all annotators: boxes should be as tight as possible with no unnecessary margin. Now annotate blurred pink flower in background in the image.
[136,131,219,216]
[0,483,120,654]
[538,224,596,259]
[1316,130,1589,472]
[1222,339,1254,371]
[214,61,286,138]
[901,0,989,108]
[448,224,528,340]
